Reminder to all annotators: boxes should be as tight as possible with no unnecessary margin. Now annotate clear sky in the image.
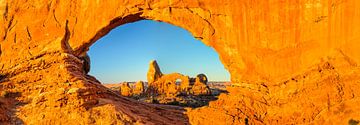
[88,20,230,83]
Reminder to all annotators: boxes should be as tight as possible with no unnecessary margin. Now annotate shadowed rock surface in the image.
[0,0,360,124]
[79,53,90,74]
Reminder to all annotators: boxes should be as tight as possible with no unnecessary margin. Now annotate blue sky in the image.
[88,20,229,83]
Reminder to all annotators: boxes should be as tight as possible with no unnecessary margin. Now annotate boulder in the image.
[191,76,211,96]
[133,81,145,96]
[196,74,208,84]
[119,82,132,97]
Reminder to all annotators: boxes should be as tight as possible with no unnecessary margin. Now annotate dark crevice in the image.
[53,9,61,27]
[0,74,5,83]
[7,16,16,31]
[185,7,215,36]
[3,15,15,40]
[47,1,52,11]
[13,33,16,43]
[3,2,8,20]
[26,27,32,41]
[60,20,72,53]
[314,16,327,23]
[244,117,249,125]
[195,36,204,40]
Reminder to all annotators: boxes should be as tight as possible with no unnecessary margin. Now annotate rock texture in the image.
[79,53,90,74]
[1,0,360,124]
[147,60,163,86]
[119,82,132,97]
[146,60,211,97]
[191,76,211,96]
[133,81,145,96]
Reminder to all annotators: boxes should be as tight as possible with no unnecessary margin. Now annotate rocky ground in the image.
[104,82,230,108]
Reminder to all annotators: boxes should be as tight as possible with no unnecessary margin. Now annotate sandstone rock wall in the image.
[0,0,360,124]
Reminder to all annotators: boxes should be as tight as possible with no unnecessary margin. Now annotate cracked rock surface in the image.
[1,0,360,124]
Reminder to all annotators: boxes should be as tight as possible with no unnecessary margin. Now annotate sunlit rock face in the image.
[1,0,360,124]
[146,60,210,97]
[191,74,211,96]
[147,60,163,88]
[119,82,132,97]
[132,81,145,96]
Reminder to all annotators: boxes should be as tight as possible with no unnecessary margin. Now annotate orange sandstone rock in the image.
[119,82,132,97]
[191,74,211,96]
[0,0,360,124]
[133,81,145,96]
[146,60,209,97]
[150,73,185,97]
[147,60,163,87]
[179,76,191,94]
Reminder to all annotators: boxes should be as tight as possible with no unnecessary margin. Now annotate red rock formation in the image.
[196,74,208,84]
[179,76,191,94]
[0,0,360,124]
[119,82,132,97]
[132,81,145,96]
[191,75,211,96]
[150,73,186,97]
[146,60,210,97]
[147,60,163,87]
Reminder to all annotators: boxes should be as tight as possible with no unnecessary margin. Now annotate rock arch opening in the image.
[85,20,230,107]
